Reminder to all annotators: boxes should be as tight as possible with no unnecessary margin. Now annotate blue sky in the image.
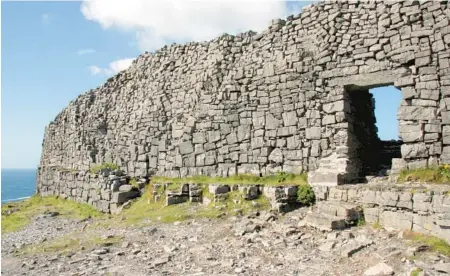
[1,1,401,169]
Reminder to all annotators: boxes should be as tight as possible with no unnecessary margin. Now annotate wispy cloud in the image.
[88,58,135,76]
[80,0,307,51]
[41,13,50,24]
[88,65,107,76]
[77,48,96,56]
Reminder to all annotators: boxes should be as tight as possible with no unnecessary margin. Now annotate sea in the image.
[1,169,37,204]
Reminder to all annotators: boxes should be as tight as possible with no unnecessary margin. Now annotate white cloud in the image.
[88,65,107,76]
[80,0,306,51]
[77,48,96,56]
[41,13,50,24]
[88,58,135,76]
[109,58,135,73]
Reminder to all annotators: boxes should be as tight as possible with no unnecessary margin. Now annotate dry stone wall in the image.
[38,169,141,213]
[38,0,450,202]
[313,183,450,243]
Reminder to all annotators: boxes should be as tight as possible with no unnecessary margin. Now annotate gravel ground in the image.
[2,208,450,276]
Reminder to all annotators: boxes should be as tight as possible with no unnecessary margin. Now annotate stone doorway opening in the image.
[346,85,403,182]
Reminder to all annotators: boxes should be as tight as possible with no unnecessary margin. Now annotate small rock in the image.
[319,241,336,252]
[153,255,171,266]
[363,262,394,276]
[327,232,339,240]
[132,249,141,255]
[92,248,109,255]
[119,185,134,192]
[435,263,450,274]
[406,245,429,257]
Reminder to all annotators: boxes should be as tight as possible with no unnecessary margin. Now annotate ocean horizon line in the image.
[1,168,38,170]
[1,196,33,204]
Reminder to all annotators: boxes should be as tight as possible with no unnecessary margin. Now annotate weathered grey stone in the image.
[208,184,230,195]
[268,148,283,163]
[37,0,449,213]
[379,211,412,231]
[363,263,394,276]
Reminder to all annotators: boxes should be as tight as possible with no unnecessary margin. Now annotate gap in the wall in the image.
[369,85,403,175]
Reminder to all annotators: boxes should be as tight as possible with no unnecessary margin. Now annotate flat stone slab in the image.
[304,212,347,231]
[208,184,230,195]
[166,192,188,206]
[317,200,361,221]
[112,190,139,204]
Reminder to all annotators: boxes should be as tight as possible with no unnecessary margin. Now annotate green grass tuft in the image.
[410,268,423,276]
[404,231,450,257]
[2,196,103,234]
[398,166,450,184]
[372,220,383,230]
[129,178,139,188]
[18,233,123,256]
[297,184,315,206]
[115,183,271,227]
[151,172,308,186]
[89,162,120,174]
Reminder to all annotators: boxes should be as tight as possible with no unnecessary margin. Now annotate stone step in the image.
[316,200,361,221]
[304,212,347,231]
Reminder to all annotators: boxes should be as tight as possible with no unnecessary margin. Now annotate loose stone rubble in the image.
[2,208,450,276]
[38,1,450,209]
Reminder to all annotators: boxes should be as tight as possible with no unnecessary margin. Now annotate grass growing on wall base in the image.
[398,165,450,184]
[403,230,450,257]
[297,184,315,206]
[117,184,271,227]
[1,196,103,234]
[151,172,308,186]
[89,162,120,174]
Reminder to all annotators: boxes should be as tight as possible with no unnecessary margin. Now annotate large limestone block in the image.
[308,171,346,186]
[397,106,436,120]
[112,190,139,204]
[379,211,412,231]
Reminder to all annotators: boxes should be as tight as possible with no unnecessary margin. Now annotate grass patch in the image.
[372,220,383,230]
[403,231,450,257]
[129,178,140,189]
[115,184,271,227]
[18,233,123,256]
[89,162,120,174]
[398,165,450,184]
[356,217,366,227]
[2,196,103,234]
[297,184,315,206]
[151,172,308,186]
[410,268,423,276]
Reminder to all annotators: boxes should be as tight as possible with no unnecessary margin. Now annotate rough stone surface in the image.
[38,2,450,204]
[3,208,448,276]
[313,183,450,243]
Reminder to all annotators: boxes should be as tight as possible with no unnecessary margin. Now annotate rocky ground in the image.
[2,207,450,276]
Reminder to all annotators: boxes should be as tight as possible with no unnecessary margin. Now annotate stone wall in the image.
[313,183,450,243]
[38,169,141,213]
[38,1,450,198]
